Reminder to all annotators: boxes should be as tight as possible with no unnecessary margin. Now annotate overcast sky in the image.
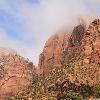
[0,0,100,65]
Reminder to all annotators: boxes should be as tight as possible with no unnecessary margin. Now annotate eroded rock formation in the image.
[8,19,100,100]
[38,19,100,85]
[38,33,70,77]
[62,19,100,85]
[0,53,35,100]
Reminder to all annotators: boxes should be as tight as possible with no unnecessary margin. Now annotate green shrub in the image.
[93,84,100,98]
[48,97,52,100]
[66,91,84,100]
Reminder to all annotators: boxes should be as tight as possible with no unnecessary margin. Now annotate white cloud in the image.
[0,27,35,62]
[0,0,100,65]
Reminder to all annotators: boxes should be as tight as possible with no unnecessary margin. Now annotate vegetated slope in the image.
[9,19,100,100]
[62,19,100,85]
[0,53,35,100]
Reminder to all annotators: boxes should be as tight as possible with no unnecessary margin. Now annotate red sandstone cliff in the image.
[61,19,100,85]
[0,19,100,100]
[38,33,70,77]
[0,53,35,100]
[38,19,100,85]
[7,19,100,100]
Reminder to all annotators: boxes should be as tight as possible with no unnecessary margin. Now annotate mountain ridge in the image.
[7,19,100,100]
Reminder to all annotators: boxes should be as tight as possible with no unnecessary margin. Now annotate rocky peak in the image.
[0,53,35,100]
[38,24,87,77]
[0,47,16,57]
[38,19,100,84]
[38,33,70,77]
[8,19,100,100]
[84,19,100,38]
[62,19,100,84]
[69,24,86,47]
[82,19,100,64]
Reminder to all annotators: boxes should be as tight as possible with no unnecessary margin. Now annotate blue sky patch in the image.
[27,0,39,3]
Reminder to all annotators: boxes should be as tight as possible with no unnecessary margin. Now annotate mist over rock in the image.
[0,19,100,100]
[62,19,100,84]
[38,33,70,77]
[38,19,100,85]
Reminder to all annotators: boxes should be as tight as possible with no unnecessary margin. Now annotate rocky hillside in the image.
[9,19,100,100]
[0,53,35,100]
[62,19,100,85]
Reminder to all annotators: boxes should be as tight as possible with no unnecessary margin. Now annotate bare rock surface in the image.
[38,33,70,77]
[0,53,35,100]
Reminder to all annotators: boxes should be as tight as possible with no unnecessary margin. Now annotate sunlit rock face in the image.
[0,53,35,100]
[7,19,100,100]
[82,19,100,64]
[38,19,100,85]
[38,33,70,77]
[38,24,86,78]
[62,19,100,85]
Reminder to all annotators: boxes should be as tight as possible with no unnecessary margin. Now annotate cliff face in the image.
[9,19,100,100]
[62,19,100,84]
[82,19,100,65]
[38,24,86,77]
[0,54,35,100]
[38,33,70,77]
[62,24,86,63]
[38,19,100,84]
